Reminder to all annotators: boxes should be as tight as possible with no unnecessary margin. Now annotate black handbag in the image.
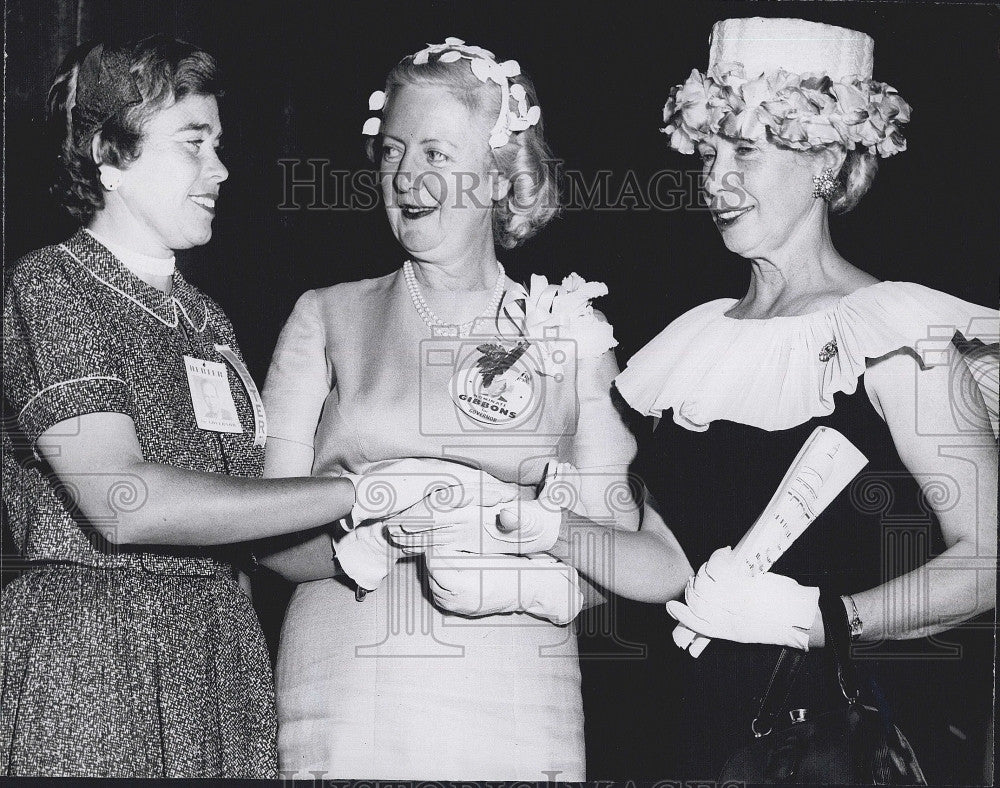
[718,648,927,784]
[719,594,927,785]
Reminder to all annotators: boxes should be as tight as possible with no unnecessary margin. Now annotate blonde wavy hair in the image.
[365,53,560,249]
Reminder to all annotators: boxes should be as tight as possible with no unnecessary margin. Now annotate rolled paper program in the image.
[675,426,868,656]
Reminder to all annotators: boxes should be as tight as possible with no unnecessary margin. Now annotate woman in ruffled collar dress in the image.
[616,17,997,784]
[259,38,690,780]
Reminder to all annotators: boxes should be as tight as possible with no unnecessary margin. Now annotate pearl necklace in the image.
[403,260,506,336]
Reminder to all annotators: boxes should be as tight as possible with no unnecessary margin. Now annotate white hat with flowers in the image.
[661,17,911,157]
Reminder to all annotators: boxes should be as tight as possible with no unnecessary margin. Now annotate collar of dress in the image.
[615,282,998,433]
[60,228,209,332]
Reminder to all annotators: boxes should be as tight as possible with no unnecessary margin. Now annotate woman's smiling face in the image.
[378,84,501,263]
[698,134,819,259]
[111,94,228,254]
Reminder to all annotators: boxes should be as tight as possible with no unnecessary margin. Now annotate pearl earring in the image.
[99,167,122,191]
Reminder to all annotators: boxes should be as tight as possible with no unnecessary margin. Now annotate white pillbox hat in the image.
[708,17,874,81]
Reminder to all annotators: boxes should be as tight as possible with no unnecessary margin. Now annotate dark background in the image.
[4,0,999,779]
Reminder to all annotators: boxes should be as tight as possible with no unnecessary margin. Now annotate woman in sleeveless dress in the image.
[616,18,998,783]
[260,38,690,780]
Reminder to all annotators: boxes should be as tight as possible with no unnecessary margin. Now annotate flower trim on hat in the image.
[661,63,911,157]
[363,37,541,149]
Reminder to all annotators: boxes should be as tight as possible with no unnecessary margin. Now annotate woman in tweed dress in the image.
[1,36,477,778]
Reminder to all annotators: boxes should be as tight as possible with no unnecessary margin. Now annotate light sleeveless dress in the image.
[263,269,636,780]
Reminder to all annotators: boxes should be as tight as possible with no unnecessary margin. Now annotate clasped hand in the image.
[665,547,820,652]
[425,548,584,626]
[334,459,519,592]
[342,458,518,527]
[386,461,572,554]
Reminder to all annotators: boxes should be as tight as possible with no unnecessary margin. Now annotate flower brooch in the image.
[819,339,838,362]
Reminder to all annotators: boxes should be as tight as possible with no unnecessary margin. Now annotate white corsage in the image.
[500,273,617,374]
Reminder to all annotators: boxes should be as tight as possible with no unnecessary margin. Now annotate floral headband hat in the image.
[363,37,541,149]
[662,18,911,157]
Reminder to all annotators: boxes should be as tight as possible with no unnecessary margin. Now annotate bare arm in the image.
[808,348,997,646]
[37,412,355,546]
[256,435,343,582]
[552,496,692,604]
[251,288,346,582]
[555,346,692,603]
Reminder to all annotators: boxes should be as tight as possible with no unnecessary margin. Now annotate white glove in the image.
[387,463,570,555]
[425,549,584,626]
[342,458,504,528]
[494,461,574,550]
[333,522,406,592]
[665,547,820,651]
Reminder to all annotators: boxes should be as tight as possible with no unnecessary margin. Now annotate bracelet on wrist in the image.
[844,594,863,642]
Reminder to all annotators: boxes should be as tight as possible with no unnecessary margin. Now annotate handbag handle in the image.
[751,647,806,737]
[751,591,861,737]
[819,590,861,702]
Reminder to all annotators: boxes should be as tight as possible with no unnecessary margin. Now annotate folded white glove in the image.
[665,547,819,651]
[342,458,504,528]
[387,463,570,554]
[333,523,406,592]
[425,548,584,626]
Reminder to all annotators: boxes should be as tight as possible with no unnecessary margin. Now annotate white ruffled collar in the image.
[615,282,998,432]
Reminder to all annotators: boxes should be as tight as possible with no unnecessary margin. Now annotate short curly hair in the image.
[830,147,879,214]
[365,54,560,249]
[47,36,221,224]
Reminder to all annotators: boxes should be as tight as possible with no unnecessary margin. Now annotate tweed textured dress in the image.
[262,272,637,780]
[1,230,277,777]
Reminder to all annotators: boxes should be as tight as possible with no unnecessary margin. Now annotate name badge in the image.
[449,339,537,427]
[215,344,268,447]
[184,355,243,434]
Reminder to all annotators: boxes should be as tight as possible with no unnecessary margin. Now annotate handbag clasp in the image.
[751,717,773,738]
